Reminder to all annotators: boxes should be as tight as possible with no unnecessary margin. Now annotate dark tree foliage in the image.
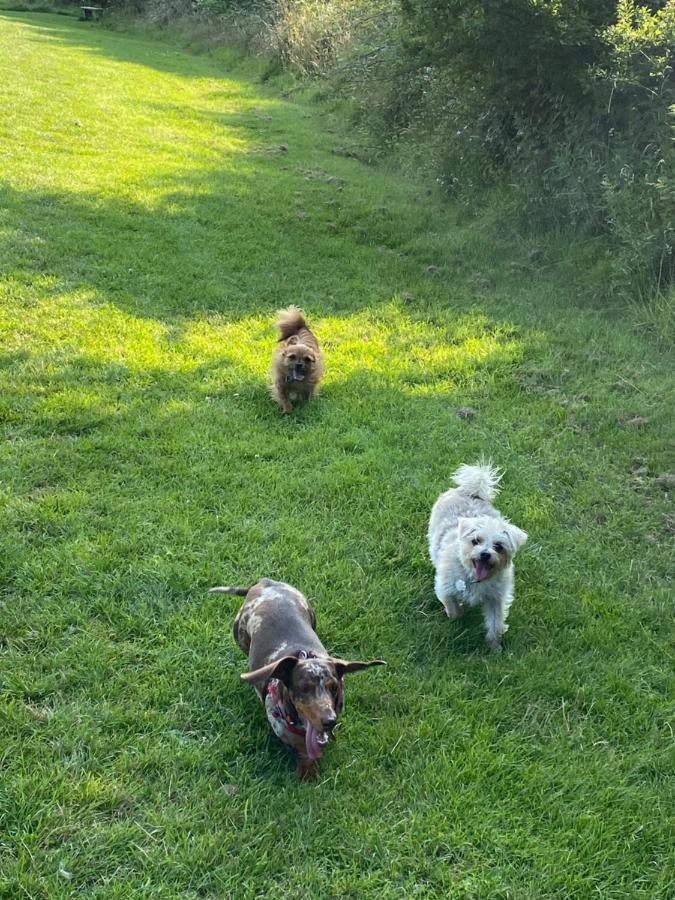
[399,0,617,116]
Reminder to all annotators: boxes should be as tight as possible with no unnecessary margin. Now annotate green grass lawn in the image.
[0,11,673,898]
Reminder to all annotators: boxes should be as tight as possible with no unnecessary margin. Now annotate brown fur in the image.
[212,578,385,781]
[270,306,324,414]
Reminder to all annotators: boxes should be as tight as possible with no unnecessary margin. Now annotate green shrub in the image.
[343,0,674,296]
[399,0,616,115]
[597,1,674,291]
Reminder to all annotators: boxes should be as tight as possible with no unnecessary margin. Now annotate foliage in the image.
[399,0,616,112]
[335,0,675,297]
[598,0,675,292]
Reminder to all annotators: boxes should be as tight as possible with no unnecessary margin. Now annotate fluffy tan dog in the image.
[270,306,324,414]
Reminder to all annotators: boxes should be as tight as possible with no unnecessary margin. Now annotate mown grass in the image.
[0,12,673,898]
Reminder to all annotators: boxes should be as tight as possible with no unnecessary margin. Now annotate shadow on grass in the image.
[0,165,440,325]
[0,18,480,326]
[0,11,244,80]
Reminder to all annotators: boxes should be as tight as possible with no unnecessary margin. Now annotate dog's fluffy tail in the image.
[208,585,249,596]
[452,462,502,501]
[275,305,307,340]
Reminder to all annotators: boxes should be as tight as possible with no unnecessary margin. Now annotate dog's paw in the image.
[487,640,503,654]
[296,759,319,782]
[443,599,464,620]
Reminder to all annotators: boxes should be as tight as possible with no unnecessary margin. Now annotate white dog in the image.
[428,463,527,651]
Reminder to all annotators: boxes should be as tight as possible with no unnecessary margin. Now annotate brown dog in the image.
[210,578,385,781]
[270,306,324,414]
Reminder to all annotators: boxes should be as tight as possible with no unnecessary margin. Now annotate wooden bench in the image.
[80,6,103,20]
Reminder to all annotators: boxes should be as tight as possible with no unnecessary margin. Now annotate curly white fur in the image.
[451,462,502,502]
[428,462,527,652]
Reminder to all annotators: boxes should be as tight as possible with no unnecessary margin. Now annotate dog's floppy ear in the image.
[503,522,528,553]
[241,655,298,687]
[332,659,386,677]
[458,517,479,538]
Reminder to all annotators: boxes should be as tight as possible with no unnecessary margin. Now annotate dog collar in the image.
[266,678,305,736]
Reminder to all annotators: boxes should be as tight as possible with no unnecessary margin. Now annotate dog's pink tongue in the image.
[474,560,491,581]
[305,723,328,761]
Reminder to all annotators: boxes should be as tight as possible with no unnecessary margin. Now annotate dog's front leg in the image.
[272,381,293,414]
[482,596,506,652]
[277,388,293,415]
[296,756,319,781]
[443,597,463,620]
[434,571,464,620]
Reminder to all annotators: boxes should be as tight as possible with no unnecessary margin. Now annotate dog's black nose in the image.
[480,551,492,562]
[322,715,338,731]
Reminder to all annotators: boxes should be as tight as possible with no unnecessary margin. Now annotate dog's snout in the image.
[322,715,338,731]
[480,550,492,562]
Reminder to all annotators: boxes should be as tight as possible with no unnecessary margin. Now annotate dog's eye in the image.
[303,356,312,364]
[471,537,482,546]
[288,353,296,361]
[494,542,504,553]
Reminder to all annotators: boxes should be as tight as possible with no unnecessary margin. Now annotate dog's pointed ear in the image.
[458,517,479,538]
[504,522,528,552]
[241,655,299,687]
[332,659,386,677]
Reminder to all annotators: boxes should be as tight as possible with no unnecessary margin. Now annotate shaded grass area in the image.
[0,12,673,898]
[0,1,75,14]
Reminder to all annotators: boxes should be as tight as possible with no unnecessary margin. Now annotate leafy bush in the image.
[597,1,674,292]
[341,0,674,296]
[400,0,616,114]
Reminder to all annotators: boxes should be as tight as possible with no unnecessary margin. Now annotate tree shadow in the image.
[1,14,511,334]
[1,11,258,82]
[0,163,443,325]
